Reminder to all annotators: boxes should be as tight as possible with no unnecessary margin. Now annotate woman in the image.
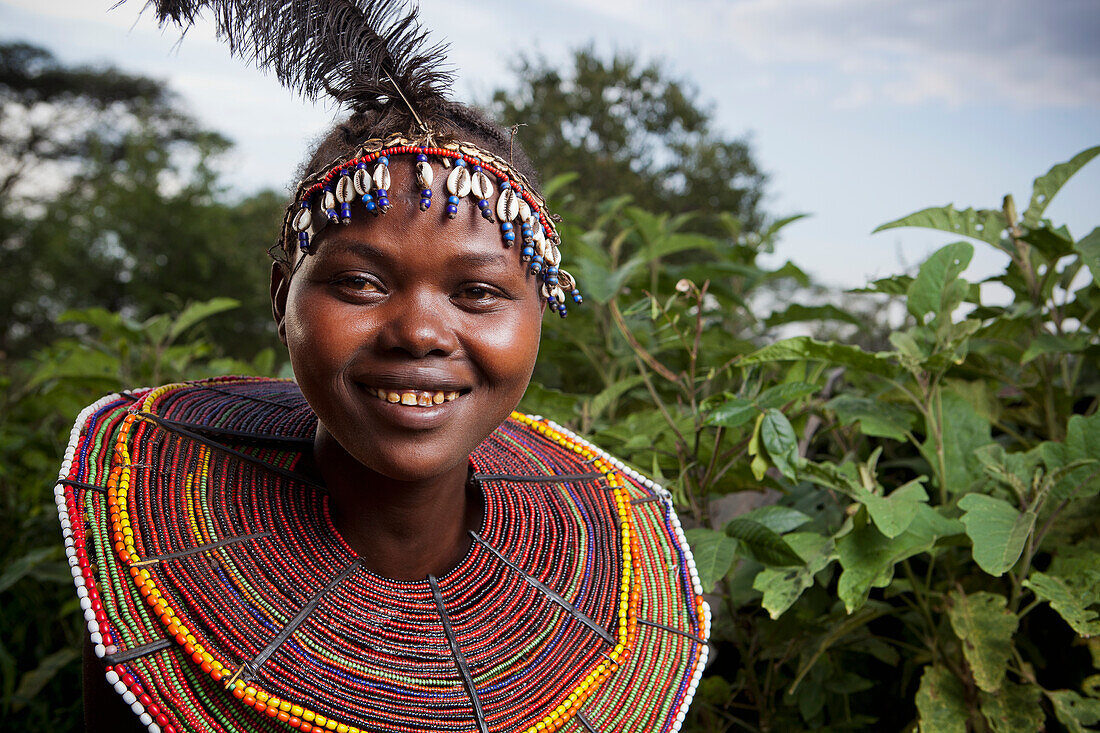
[59,2,709,731]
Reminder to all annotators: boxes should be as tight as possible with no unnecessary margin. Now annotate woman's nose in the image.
[376,292,458,358]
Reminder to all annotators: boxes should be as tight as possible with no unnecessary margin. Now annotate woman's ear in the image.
[270,261,290,346]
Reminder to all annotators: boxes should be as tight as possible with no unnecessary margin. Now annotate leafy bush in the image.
[0,301,273,725]
[529,147,1100,731]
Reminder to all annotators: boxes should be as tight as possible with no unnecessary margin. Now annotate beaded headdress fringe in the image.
[135,0,583,315]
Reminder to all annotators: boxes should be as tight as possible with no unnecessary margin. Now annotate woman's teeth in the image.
[372,388,459,407]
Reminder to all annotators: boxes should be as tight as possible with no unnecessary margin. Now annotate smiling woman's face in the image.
[272,161,543,483]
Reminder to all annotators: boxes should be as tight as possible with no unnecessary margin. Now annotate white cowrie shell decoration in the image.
[291,208,312,232]
[447,165,471,197]
[352,168,371,195]
[496,188,519,222]
[518,199,532,222]
[372,163,391,191]
[546,245,562,267]
[335,175,355,203]
[321,190,336,210]
[416,161,433,188]
[471,171,493,200]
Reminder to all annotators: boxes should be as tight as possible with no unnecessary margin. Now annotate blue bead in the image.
[365,201,376,211]
[377,188,388,196]
[558,307,568,318]
[446,204,458,214]
[478,199,488,209]
[378,156,389,165]
[298,231,308,240]
[378,198,389,206]
[499,181,511,190]
[356,162,367,170]
[455,158,466,167]
[416,153,427,162]
[522,246,535,257]
[503,232,515,241]
[482,209,494,220]
[533,255,544,264]
[422,189,432,198]
[420,199,431,210]
[448,195,460,204]
[472,165,481,172]
[546,276,558,285]
[546,266,558,275]
[572,290,583,303]
[501,222,513,232]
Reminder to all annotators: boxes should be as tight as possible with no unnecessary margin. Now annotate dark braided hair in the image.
[278,101,539,260]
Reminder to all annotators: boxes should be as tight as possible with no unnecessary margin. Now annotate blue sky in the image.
[2,0,1098,290]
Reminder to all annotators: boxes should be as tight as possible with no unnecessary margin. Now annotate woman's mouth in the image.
[367,388,462,407]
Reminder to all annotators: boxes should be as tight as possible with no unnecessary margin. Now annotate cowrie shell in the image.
[322,190,336,210]
[416,161,434,188]
[546,245,562,267]
[291,208,312,232]
[372,164,391,191]
[335,175,354,203]
[471,171,493,200]
[447,165,471,197]
[353,168,371,195]
[518,199,532,222]
[496,188,519,222]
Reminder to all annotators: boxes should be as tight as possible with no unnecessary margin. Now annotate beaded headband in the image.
[281,134,584,317]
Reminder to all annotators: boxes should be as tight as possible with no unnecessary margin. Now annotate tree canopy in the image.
[490,49,767,232]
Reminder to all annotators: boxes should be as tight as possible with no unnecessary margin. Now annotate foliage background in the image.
[2,42,1099,732]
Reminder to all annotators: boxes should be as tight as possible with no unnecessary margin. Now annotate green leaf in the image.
[705,396,757,429]
[760,408,800,480]
[11,647,79,711]
[875,205,1006,246]
[1049,689,1100,733]
[1023,545,1100,637]
[167,297,240,342]
[958,494,1035,577]
[684,528,739,592]
[0,547,59,593]
[947,591,1018,693]
[916,666,969,733]
[920,390,994,495]
[862,479,929,539]
[849,274,914,296]
[1075,227,1100,285]
[907,241,974,321]
[519,383,577,422]
[587,375,644,419]
[739,505,811,534]
[725,518,804,567]
[1042,412,1100,501]
[739,336,898,377]
[1023,146,1100,227]
[1021,333,1091,364]
[837,505,962,612]
[826,395,917,441]
[748,412,768,481]
[705,382,818,430]
[765,303,864,329]
[753,532,835,619]
[979,682,1044,733]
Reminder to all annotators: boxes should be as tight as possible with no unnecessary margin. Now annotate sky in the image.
[2,0,1098,291]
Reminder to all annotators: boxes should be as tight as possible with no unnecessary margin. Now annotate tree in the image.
[490,49,767,232]
[0,43,283,360]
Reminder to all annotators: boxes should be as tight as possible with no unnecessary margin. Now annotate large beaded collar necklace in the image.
[57,378,710,733]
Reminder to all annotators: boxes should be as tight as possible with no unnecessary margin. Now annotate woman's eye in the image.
[457,285,504,302]
[336,275,380,292]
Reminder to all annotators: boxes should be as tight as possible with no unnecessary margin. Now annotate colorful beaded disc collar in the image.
[57,378,709,733]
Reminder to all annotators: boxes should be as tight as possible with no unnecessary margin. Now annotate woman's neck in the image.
[310,425,483,581]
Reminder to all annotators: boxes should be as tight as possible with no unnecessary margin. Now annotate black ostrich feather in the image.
[133,0,452,116]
